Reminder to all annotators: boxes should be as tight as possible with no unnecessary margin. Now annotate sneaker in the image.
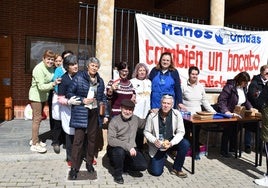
[30,144,47,153]
[29,140,46,147]
[53,144,60,154]
[170,169,187,178]
[254,175,268,187]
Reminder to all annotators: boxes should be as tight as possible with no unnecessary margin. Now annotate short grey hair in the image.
[86,57,100,68]
[161,94,174,107]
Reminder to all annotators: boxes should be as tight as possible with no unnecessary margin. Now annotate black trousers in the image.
[107,146,148,177]
[221,124,236,153]
[51,119,65,145]
[71,108,98,170]
[66,134,74,162]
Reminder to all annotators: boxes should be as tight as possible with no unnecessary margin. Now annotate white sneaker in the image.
[29,140,47,147]
[254,175,268,187]
[30,144,47,153]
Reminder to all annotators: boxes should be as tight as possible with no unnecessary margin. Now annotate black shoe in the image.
[229,148,235,153]
[245,146,251,154]
[86,163,95,173]
[114,176,124,184]
[128,171,143,177]
[69,168,78,180]
[53,144,60,154]
[221,151,232,158]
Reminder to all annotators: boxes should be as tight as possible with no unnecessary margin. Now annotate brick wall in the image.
[0,0,163,119]
[0,1,92,119]
[0,0,263,119]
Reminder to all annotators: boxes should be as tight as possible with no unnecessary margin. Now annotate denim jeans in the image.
[149,138,190,176]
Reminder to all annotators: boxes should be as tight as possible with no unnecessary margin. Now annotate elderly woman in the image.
[130,63,151,119]
[67,57,106,180]
[57,54,79,167]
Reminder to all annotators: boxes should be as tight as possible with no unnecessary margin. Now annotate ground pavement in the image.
[0,119,266,188]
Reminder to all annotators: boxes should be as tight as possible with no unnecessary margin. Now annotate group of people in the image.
[28,50,268,186]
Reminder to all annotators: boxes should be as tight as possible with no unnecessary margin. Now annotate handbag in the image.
[52,93,61,120]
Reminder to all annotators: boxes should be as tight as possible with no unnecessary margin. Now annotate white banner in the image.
[136,14,268,90]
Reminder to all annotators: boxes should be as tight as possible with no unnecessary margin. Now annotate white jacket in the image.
[144,109,185,157]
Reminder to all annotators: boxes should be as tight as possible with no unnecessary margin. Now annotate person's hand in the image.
[58,95,68,105]
[53,78,62,86]
[129,148,137,156]
[131,94,136,104]
[103,117,109,124]
[154,139,162,148]
[162,140,172,149]
[111,79,120,90]
[83,98,95,105]
[178,103,187,111]
[150,108,159,113]
[67,96,81,105]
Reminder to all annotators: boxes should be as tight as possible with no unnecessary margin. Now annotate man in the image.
[248,65,268,186]
[107,99,147,184]
[245,65,268,155]
[144,94,190,177]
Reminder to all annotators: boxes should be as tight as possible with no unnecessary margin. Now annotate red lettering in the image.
[227,50,260,72]
[199,75,226,88]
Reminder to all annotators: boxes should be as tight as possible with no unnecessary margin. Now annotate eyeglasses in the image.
[120,70,129,73]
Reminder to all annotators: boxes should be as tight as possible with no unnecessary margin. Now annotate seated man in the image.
[144,94,190,177]
[107,99,148,184]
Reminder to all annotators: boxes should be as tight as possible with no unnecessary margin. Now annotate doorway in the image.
[0,35,12,121]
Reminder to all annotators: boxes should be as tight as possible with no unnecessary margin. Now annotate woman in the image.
[67,57,106,180]
[130,63,151,149]
[57,54,79,167]
[130,63,151,119]
[29,49,61,153]
[50,53,66,154]
[149,52,185,111]
[106,61,135,116]
[217,71,253,157]
[182,66,216,160]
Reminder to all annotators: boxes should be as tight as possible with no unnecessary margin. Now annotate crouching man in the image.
[107,99,147,184]
[144,94,190,177]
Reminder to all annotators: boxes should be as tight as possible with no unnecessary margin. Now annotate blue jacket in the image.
[149,67,182,108]
[67,70,106,128]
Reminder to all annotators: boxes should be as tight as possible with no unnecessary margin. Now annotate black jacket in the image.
[247,74,268,111]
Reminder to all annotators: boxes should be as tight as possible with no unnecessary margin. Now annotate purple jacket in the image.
[217,79,252,113]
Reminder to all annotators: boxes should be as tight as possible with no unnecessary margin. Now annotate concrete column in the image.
[210,0,225,26]
[95,0,115,84]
